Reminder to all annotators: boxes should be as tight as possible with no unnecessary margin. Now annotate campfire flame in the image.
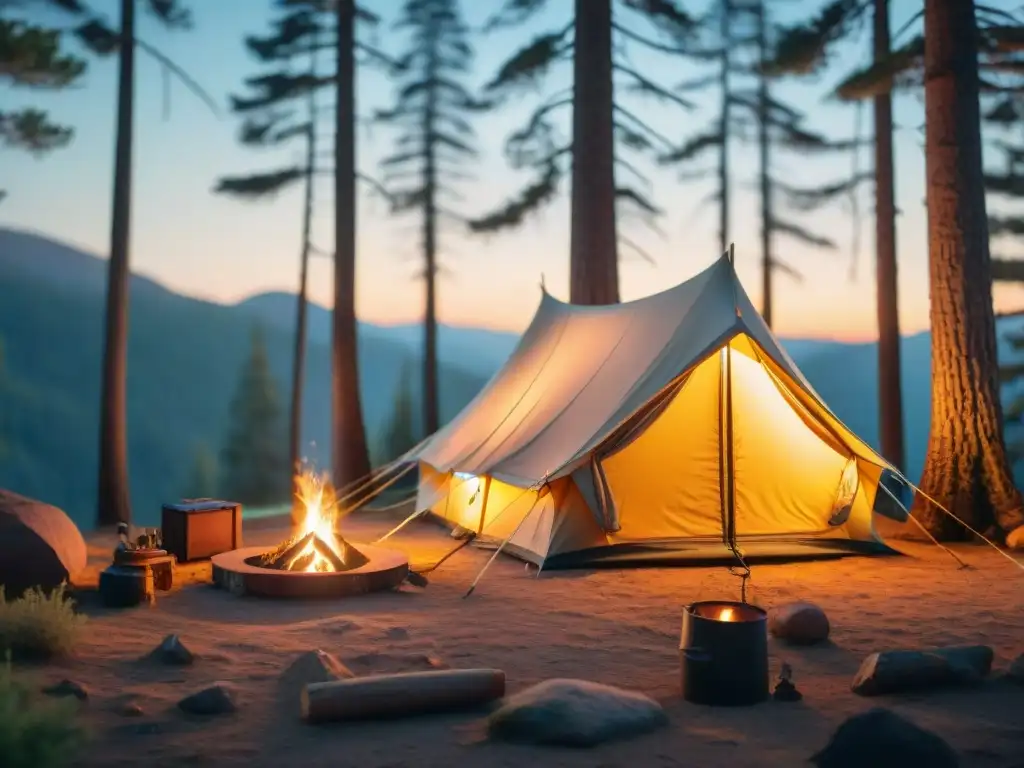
[260,469,367,573]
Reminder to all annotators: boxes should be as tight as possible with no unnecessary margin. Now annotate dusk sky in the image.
[5,0,1024,341]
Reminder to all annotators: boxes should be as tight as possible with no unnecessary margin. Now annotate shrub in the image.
[0,654,85,768]
[0,585,86,661]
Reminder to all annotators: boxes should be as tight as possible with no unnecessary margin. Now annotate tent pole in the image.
[728,242,735,266]
[476,475,493,535]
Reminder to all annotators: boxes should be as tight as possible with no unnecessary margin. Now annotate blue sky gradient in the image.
[5,0,1024,340]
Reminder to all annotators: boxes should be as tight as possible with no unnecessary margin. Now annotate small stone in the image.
[177,683,238,716]
[384,626,409,640]
[1008,653,1024,684]
[811,708,959,767]
[768,602,830,645]
[488,678,668,748]
[852,646,993,697]
[278,649,353,704]
[153,634,195,665]
[1007,525,1024,551]
[42,679,88,701]
[118,701,145,717]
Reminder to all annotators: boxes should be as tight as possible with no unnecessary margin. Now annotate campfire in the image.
[259,470,369,573]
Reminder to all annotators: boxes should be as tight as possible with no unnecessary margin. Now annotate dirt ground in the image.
[25,512,1024,767]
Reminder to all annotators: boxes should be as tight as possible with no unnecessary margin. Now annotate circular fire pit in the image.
[212,543,409,599]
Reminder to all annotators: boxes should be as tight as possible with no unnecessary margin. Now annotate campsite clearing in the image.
[38,512,1024,767]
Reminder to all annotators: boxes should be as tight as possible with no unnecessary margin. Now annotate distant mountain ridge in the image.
[2,226,1022,530]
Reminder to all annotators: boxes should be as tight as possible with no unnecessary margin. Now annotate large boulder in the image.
[0,490,87,596]
[488,679,668,748]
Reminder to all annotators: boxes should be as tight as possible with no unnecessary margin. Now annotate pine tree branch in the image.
[990,215,1024,237]
[764,0,869,76]
[619,0,698,43]
[659,129,722,165]
[776,172,872,212]
[611,20,688,56]
[613,104,675,151]
[467,162,561,232]
[483,26,572,93]
[482,0,552,33]
[772,257,805,282]
[214,166,304,198]
[833,35,924,101]
[614,62,695,110]
[0,108,73,154]
[994,256,1024,282]
[772,217,838,250]
[0,18,87,87]
[616,185,662,216]
[618,233,656,265]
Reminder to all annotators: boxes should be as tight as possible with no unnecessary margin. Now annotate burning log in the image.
[311,535,346,572]
[301,668,506,724]
[333,533,370,570]
[264,531,315,570]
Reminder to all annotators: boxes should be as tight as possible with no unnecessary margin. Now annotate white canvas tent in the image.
[409,252,908,568]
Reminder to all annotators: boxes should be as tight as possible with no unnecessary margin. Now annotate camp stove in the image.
[98,524,175,608]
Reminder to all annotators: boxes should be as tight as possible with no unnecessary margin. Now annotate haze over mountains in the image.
[1,226,1021,530]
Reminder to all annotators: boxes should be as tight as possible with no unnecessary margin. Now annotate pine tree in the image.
[46,0,214,527]
[376,358,421,464]
[184,442,219,498]
[375,0,486,436]
[468,0,698,305]
[220,326,291,507]
[766,1,1024,543]
[662,0,854,330]
[214,0,390,492]
[215,4,325,489]
[0,14,86,202]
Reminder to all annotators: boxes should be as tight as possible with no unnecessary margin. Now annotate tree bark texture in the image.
[96,0,135,527]
[756,0,772,328]
[332,0,371,490]
[569,0,618,305]
[914,0,1024,539]
[873,0,905,472]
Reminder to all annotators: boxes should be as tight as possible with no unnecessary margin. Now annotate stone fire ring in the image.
[211,544,410,599]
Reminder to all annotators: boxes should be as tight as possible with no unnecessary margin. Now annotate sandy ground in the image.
[21,512,1024,768]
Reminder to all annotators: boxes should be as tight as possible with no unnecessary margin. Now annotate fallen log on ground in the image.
[301,668,506,724]
[852,645,994,696]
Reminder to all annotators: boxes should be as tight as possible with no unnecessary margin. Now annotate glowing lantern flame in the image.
[718,607,736,622]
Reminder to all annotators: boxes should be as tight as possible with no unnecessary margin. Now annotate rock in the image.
[42,679,88,701]
[118,701,145,717]
[177,683,238,716]
[0,489,87,596]
[1008,653,1024,684]
[852,645,993,697]
[768,602,830,645]
[384,626,409,640]
[152,634,195,666]
[278,649,353,704]
[488,678,668,748]
[811,708,959,767]
[1007,525,1024,551]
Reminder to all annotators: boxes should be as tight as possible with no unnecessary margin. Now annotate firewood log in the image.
[267,531,315,569]
[301,668,506,724]
[311,535,346,571]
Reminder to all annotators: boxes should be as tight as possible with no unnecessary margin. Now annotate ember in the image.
[260,470,369,573]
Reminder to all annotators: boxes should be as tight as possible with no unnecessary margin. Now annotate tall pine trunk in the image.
[331,0,371,488]
[913,0,1024,540]
[717,0,731,254]
[96,0,135,527]
[873,0,905,471]
[422,40,440,437]
[289,43,317,523]
[755,0,773,328]
[569,0,618,305]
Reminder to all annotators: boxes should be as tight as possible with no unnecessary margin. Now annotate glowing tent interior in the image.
[405,252,909,569]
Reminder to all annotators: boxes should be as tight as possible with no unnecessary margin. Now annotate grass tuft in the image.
[0,585,86,661]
